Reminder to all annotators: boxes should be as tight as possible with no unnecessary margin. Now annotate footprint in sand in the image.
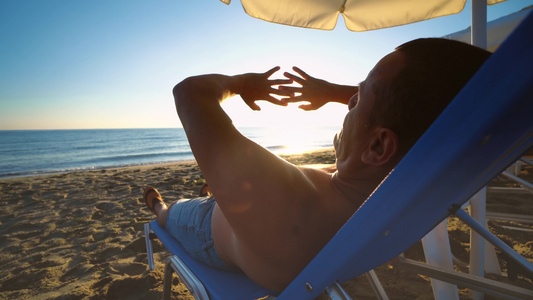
[109,261,147,276]
[60,263,95,282]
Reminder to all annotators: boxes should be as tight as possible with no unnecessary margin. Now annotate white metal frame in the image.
[419,157,533,299]
[163,255,209,300]
[145,221,389,299]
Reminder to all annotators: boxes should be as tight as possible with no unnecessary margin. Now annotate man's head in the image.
[370,38,492,155]
[336,38,491,174]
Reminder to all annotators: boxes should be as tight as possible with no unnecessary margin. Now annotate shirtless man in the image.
[143,38,490,292]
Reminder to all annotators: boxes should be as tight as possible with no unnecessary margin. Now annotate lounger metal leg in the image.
[163,258,174,300]
[144,222,155,271]
[502,171,533,193]
[469,189,487,300]
[421,220,459,300]
[163,255,209,300]
[325,281,352,300]
[468,189,502,277]
[364,270,389,300]
[454,208,533,275]
[520,157,533,166]
[399,256,533,299]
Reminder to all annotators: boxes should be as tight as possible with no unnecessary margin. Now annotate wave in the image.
[79,151,193,165]
[0,156,195,179]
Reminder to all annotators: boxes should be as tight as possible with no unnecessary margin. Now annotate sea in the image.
[0,127,339,178]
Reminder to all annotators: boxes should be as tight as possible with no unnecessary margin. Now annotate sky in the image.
[0,0,531,130]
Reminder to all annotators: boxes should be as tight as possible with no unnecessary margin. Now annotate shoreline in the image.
[0,160,200,181]
[1,147,531,299]
[0,147,336,180]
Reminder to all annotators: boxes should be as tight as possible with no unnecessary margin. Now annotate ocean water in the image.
[0,127,339,178]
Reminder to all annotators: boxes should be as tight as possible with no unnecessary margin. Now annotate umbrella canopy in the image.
[220,0,506,32]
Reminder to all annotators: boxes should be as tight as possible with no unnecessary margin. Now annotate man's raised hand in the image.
[237,67,293,111]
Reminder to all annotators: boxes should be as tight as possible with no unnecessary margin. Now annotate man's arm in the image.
[281,67,358,110]
[172,67,315,232]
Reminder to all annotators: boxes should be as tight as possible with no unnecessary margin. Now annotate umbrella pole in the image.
[471,0,488,49]
[470,3,488,300]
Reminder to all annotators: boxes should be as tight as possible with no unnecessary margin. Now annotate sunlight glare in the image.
[222,96,344,154]
[222,95,347,129]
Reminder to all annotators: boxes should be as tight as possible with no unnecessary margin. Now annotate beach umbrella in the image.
[220,0,509,49]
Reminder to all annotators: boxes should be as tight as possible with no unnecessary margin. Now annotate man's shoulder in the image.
[297,164,336,177]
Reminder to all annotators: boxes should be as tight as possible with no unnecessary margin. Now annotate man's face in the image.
[334,51,406,168]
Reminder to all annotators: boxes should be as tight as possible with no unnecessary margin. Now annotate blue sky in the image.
[0,0,531,130]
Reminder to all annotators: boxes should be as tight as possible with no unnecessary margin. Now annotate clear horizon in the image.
[1,0,531,131]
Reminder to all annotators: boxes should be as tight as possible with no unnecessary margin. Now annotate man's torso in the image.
[211,167,361,291]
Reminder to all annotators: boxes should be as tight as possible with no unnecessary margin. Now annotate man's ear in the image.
[361,128,399,166]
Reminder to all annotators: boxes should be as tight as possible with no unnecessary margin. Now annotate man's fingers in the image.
[246,101,261,111]
[281,95,306,103]
[278,85,300,93]
[265,96,287,106]
[292,66,310,80]
[298,103,318,111]
[272,87,294,97]
[265,66,281,78]
[283,72,305,84]
[269,79,292,85]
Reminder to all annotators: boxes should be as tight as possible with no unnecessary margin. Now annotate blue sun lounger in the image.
[145,11,533,299]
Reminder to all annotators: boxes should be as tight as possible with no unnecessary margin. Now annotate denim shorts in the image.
[165,196,234,271]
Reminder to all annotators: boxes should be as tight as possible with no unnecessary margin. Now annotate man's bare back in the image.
[211,166,363,291]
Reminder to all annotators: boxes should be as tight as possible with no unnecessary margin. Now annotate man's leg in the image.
[154,202,169,228]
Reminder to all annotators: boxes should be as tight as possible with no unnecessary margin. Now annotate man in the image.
[144,38,491,292]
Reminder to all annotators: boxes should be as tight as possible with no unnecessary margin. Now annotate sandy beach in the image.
[1,148,531,299]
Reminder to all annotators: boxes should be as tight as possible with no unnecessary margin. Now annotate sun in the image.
[221,97,345,154]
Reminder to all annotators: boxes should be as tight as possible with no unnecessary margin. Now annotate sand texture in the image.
[1,149,532,299]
